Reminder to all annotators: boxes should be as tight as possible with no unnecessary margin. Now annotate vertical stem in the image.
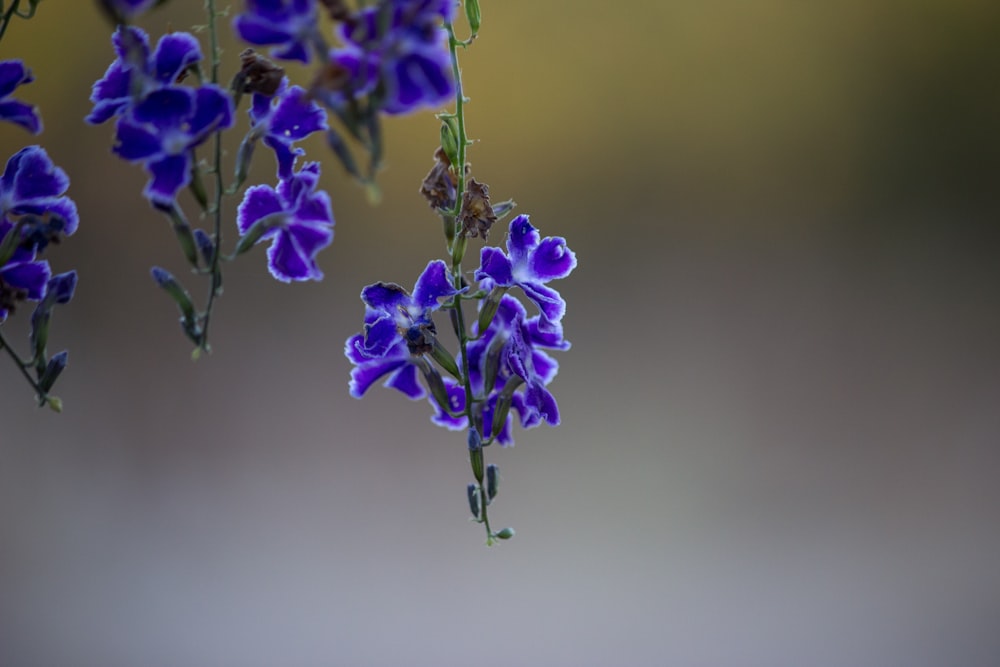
[444,16,495,543]
[199,0,225,353]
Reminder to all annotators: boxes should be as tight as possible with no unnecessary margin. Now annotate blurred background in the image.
[2,1,999,665]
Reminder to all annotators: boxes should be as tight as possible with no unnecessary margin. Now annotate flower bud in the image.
[193,229,215,267]
[326,128,362,181]
[428,336,461,380]
[477,285,506,334]
[416,358,452,414]
[37,350,68,393]
[467,483,480,519]
[494,527,515,540]
[465,0,482,36]
[439,116,460,169]
[486,463,499,500]
[232,211,286,257]
[150,267,198,331]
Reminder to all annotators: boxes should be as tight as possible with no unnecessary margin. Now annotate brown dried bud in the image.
[458,178,497,240]
[420,148,458,211]
[308,59,353,100]
[236,49,284,96]
[318,0,353,22]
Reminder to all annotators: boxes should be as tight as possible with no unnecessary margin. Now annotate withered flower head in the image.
[458,177,497,240]
[235,49,284,96]
[420,148,457,211]
[318,0,353,22]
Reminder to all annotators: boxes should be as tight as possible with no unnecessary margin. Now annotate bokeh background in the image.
[2,1,1000,665]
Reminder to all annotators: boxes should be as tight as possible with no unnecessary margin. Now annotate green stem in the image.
[0,0,34,44]
[198,0,226,354]
[0,327,46,405]
[444,15,498,543]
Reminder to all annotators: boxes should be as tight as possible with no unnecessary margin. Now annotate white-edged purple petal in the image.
[133,87,194,128]
[529,236,577,281]
[0,99,41,134]
[412,259,459,310]
[1,259,50,301]
[152,32,203,83]
[384,363,425,399]
[144,154,190,206]
[362,282,409,312]
[519,281,566,328]
[476,246,513,285]
[236,184,282,233]
[359,316,398,358]
[506,214,540,265]
[113,120,162,160]
[186,85,234,140]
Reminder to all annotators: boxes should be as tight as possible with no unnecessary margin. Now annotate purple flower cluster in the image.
[0,146,79,322]
[232,0,455,116]
[87,27,234,207]
[345,215,577,446]
[330,0,455,114]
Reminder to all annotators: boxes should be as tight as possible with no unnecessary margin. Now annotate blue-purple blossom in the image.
[236,162,334,282]
[344,328,426,400]
[353,259,461,359]
[328,0,455,115]
[0,225,48,322]
[475,214,577,331]
[0,60,41,134]
[233,0,321,64]
[249,78,328,179]
[113,85,234,206]
[87,27,203,125]
[0,146,80,242]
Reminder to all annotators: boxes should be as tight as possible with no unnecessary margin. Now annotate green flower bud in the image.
[465,0,481,36]
[494,527,515,540]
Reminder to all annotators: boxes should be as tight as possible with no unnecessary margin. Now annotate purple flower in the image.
[0,146,79,241]
[113,85,233,206]
[0,60,41,134]
[249,78,328,179]
[344,329,426,400]
[87,27,203,125]
[354,259,461,359]
[233,0,321,64]
[0,219,50,322]
[329,0,455,115]
[475,215,577,331]
[430,295,569,444]
[236,162,335,282]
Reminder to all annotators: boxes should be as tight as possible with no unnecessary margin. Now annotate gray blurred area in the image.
[2,1,999,665]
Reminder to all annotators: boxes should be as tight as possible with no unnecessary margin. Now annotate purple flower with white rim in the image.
[249,78,328,179]
[0,146,80,242]
[113,85,233,207]
[355,259,462,359]
[475,215,577,332]
[0,60,42,134]
[233,0,321,64]
[345,326,426,400]
[0,219,50,322]
[236,162,334,282]
[87,27,203,125]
